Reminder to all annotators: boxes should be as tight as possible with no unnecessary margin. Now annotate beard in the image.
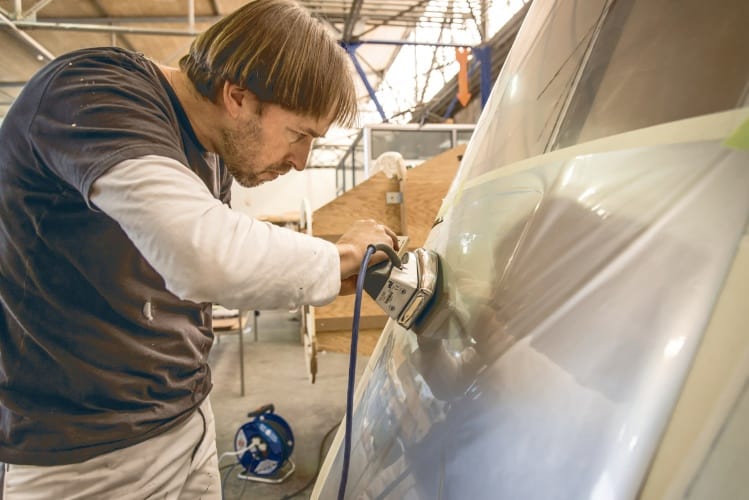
[220,118,291,187]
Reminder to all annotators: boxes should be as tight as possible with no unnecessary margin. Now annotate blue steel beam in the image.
[349,39,472,48]
[342,42,388,123]
[342,39,489,120]
[473,45,493,108]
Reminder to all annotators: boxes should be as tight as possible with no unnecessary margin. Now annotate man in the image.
[0,0,397,497]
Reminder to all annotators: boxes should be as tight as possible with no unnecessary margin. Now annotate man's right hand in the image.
[335,219,399,295]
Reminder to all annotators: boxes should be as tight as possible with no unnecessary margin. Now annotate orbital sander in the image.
[362,245,447,337]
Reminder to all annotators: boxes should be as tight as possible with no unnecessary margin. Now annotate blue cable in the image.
[338,244,377,500]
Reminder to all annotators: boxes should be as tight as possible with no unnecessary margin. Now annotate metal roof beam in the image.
[342,0,364,41]
[21,0,57,20]
[187,0,195,31]
[209,0,221,16]
[360,6,470,15]
[361,0,431,30]
[0,88,18,100]
[89,0,137,52]
[419,1,530,120]
[36,15,222,25]
[0,10,55,61]
[6,19,200,36]
[6,18,459,36]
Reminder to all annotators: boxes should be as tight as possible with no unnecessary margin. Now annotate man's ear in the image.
[221,81,258,119]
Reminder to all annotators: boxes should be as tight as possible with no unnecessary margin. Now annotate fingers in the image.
[381,224,399,249]
[367,222,399,261]
[364,220,398,251]
[335,219,401,284]
[338,219,398,252]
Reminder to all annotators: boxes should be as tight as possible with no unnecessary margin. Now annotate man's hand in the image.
[336,219,399,295]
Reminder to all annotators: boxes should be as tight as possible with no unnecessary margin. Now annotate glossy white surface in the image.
[314,0,749,497]
[315,139,749,499]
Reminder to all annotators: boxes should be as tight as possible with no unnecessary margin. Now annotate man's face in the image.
[220,103,330,188]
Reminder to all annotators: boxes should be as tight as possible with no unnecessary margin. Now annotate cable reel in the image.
[234,404,296,483]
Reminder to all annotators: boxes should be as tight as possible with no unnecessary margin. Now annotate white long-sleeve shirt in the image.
[90,155,340,310]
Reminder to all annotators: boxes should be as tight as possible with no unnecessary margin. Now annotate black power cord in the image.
[224,243,392,499]
[220,463,239,500]
[338,243,401,500]
[285,243,393,499]
[337,244,377,500]
[280,422,341,499]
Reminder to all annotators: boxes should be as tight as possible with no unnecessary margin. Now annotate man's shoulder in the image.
[54,46,145,66]
[47,47,157,82]
[10,46,166,132]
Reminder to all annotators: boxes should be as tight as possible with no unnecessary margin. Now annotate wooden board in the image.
[402,144,466,248]
[311,145,466,355]
[312,173,403,236]
[316,329,383,356]
[213,316,240,330]
[314,294,386,330]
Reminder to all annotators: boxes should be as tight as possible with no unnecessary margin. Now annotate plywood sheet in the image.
[316,329,383,356]
[314,294,387,330]
[310,145,465,353]
[312,172,403,237]
[402,144,466,248]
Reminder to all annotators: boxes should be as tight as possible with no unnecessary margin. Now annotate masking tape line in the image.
[723,118,749,150]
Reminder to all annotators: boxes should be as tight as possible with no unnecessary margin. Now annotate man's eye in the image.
[286,129,307,144]
[292,132,306,143]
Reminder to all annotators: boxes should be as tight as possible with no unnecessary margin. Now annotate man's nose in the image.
[293,143,313,171]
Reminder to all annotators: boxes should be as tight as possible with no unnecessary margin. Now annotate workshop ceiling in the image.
[0,0,496,116]
[1,0,530,169]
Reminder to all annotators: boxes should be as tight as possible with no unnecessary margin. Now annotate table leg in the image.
[239,310,245,397]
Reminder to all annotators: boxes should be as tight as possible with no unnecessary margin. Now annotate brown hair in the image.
[179,0,358,127]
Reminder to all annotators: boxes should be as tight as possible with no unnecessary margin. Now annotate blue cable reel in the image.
[234,404,296,483]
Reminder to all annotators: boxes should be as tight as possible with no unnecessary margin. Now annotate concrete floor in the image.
[209,310,366,500]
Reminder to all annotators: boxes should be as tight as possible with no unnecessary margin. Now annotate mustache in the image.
[269,162,294,174]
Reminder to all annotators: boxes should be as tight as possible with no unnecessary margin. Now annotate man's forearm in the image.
[90,155,341,309]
